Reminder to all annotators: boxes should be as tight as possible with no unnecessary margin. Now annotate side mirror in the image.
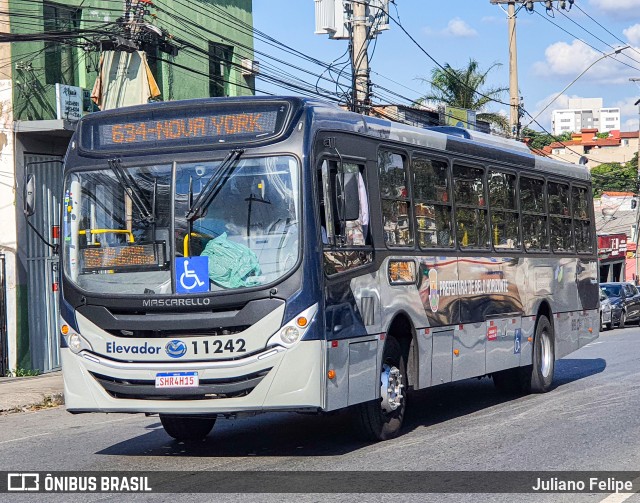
[336,172,360,222]
[24,173,35,217]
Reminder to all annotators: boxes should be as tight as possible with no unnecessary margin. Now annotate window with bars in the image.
[208,42,233,97]
[44,3,79,85]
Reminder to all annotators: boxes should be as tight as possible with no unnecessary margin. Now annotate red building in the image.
[598,233,628,282]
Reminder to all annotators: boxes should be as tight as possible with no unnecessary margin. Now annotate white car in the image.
[600,288,613,331]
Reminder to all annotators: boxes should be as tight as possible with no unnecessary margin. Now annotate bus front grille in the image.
[89,369,271,400]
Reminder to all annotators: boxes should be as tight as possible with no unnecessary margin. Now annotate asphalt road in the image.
[1,326,640,503]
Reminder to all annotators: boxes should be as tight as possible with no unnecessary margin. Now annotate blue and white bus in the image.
[58,97,599,441]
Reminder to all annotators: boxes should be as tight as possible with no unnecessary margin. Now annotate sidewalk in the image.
[0,371,64,413]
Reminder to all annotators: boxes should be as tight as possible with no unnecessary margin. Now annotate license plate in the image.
[155,371,199,388]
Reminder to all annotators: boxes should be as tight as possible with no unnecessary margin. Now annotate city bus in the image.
[57,96,599,442]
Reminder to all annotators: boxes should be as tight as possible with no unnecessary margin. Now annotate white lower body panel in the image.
[62,340,325,414]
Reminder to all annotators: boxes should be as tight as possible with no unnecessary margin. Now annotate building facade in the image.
[552,98,621,136]
[543,129,639,168]
[0,0,254,374]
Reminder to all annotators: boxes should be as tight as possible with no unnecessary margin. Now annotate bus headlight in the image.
[65,332,93,354]
[268,303,318,348]
[280,326,300,344]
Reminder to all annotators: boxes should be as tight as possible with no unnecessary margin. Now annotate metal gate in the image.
[25,154,62,373]
[0,253,7,376]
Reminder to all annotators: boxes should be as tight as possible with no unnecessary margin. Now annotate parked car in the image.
[599,288,613,330]
[600,282,640,328]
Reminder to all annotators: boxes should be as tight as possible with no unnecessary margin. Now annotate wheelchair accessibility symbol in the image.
[175,257,209,294]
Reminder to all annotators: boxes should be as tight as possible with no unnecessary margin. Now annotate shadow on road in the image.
[97,358,606,458]
[552,357,607,387]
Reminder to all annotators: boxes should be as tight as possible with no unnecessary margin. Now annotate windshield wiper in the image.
[108,158,155,224]
[185,149,244,222]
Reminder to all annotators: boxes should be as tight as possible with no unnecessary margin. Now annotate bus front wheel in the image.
[521,315,555,393]
[159,414,216,441]
[355,335,406,441]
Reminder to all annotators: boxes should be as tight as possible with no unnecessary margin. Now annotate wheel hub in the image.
[380,363,404,413]
[540,330,552,378]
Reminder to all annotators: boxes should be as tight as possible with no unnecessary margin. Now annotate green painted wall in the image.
[9,0,254,121]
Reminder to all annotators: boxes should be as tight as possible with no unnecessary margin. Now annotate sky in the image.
[252,0,640,133]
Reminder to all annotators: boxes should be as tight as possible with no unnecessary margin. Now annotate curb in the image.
[0,392,65,414]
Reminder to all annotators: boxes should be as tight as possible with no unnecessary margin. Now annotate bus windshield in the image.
[63,155,300,295]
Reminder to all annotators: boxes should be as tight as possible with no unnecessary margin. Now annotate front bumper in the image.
[63,340,325,415]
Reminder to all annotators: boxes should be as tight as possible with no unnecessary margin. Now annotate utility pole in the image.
[507,1,518,137]
[629,80,639,284]
[315,0,389,115]
[490,1,574,137]
[352,0,370,114]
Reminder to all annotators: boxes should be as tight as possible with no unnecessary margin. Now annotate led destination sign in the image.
[80,103,290,152]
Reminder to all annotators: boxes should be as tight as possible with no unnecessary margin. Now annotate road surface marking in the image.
[599,476,640,503]
[0,416,132,445]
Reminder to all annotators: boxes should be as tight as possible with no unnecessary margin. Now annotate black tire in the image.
[605,322,613,331]
[355,336,406,441]
[619,310,626,328]
[520,315,555,393]
[159,414,216,441]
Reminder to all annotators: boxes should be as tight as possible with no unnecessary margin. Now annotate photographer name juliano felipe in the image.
[532,477,633,493]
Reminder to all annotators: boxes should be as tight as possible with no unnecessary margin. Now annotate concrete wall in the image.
[548,136,639,167]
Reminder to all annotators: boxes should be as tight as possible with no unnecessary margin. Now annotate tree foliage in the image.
[416,59,509,132]
[590,161,638,197]
[520,127,572,150]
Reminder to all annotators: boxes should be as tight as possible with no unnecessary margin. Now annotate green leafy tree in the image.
[416,59,509,132]
[520,127,573,150]
[590,161,638,197]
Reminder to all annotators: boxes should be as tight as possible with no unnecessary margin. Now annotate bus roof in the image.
[301,97,590,182]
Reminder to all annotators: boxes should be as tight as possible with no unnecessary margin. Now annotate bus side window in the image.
[319,160,370,246]
[520,176,549,251]
[572,185,593,254]
[319,159,372,275]
[453,165,489,249]
[379,150,413,247]
[488,170,520,250]
[413,157,453,249]
[548,181,574,253]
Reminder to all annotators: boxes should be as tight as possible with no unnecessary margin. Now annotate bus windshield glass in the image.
[63,155,300,295]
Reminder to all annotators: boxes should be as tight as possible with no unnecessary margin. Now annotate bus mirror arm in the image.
[23,164,61,256]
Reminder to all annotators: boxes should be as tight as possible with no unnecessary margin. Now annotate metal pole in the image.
[508,1,519,137]
[630,80,640,283]
[352,0,369,114]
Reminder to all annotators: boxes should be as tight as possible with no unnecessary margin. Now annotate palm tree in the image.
[416,59,509,132]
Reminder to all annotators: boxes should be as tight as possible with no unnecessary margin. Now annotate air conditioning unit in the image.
[241,59,259,76]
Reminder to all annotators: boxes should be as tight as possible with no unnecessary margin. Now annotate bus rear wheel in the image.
[355,336,406,441]
[520,315,555,393]
[159,414,216,441]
